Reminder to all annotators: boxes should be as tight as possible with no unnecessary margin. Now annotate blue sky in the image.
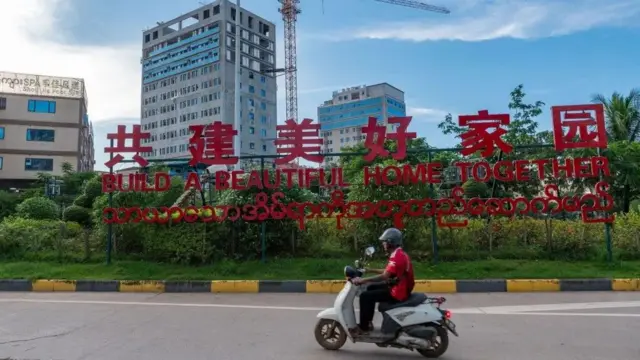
[1,0,639,170]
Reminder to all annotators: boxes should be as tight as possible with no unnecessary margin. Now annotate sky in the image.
[1,0,638,171]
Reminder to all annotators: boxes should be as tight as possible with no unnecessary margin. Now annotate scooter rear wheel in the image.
[314,319,347,350]
[417,326,449,358]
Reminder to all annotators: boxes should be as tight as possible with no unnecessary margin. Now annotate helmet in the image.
[379,228,403,247]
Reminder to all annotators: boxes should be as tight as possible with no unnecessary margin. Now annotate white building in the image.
[140,0,278,168]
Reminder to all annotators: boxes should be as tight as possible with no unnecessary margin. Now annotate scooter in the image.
[313,246,458,358]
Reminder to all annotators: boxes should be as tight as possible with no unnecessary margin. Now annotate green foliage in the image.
[83,178,103,203]
[63,205,92,227]
[462,180,488,198]
[591,88,640,142]
[0,218,85,260]
[0,190,21,221]
[304,212,640,261]
[16,197,60,220]
[74,194,91,208]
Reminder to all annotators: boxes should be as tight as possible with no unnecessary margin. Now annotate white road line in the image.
[457,301,640,314]
[504,312,640,317]
[0,298,326,311]
[0,298,639,317]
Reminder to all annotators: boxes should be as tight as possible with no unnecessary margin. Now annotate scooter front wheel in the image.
[314,319,347,350]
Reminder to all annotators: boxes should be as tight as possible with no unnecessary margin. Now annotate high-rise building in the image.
[0,71,94,189]
[317,83,406,163]
[140,0,278,169]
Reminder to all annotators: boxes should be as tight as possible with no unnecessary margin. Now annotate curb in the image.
[0,279,639,293]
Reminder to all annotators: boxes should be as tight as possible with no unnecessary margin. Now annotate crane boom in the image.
[371,0,450,13]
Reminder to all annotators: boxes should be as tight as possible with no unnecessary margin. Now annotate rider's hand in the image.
[352,277,364,285]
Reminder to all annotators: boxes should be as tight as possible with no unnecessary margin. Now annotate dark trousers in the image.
[359,283,396,331]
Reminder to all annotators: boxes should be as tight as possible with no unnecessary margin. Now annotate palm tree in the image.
[591,88,640,142]
[591,89,640,212]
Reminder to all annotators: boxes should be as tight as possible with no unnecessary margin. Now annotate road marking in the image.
[499,312,640,318]
[0,298,327,311]
[455,301,640,314]
[0,298,638,318]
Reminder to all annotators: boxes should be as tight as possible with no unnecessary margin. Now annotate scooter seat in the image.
[378,293,427,312]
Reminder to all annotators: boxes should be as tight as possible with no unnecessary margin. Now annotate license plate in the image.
[444,319,459,337]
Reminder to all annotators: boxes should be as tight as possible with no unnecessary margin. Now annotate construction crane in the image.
[264,0,450,125]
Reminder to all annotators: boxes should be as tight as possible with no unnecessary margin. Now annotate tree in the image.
[0,190,21,221]
[591,88,640,142]
[604,141,640,213]
[591,88,640,213]
[61,161,74,175]
[437,84,547,198]
[338,138,431,184]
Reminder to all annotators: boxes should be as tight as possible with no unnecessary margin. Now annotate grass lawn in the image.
[0,259,639,280]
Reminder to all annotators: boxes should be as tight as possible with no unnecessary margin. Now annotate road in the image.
[0,292,639,360]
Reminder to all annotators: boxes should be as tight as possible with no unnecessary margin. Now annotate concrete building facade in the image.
[140,0,278,168]
[0,71,94,189]
[317,83,406,164]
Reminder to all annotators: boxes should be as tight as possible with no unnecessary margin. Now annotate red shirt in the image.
[385,247,415,301]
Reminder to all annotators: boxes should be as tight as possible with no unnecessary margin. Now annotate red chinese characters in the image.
[551,104,607,151]
[458,110,513,158]
[361,116,416,162]
[104,125,152,168]
[274,118,323,164]
[188,121,238,166]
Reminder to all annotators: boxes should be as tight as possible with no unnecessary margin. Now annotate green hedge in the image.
[0,217,89,261]
[1,212,639,264]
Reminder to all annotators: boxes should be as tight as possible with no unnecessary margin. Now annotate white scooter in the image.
[313,246,458,358]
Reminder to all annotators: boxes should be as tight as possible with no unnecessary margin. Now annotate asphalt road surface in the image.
[1,292,639,360]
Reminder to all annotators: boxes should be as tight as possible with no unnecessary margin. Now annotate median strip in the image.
[0,279,638,293]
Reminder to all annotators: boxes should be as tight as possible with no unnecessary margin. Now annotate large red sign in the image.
[102,103,614,229]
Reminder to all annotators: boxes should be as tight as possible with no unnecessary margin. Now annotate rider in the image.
[351,227,415,336]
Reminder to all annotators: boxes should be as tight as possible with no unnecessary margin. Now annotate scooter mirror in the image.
[354,260,361,268]
[364,246,375,257]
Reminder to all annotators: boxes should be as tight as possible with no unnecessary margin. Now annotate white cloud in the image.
[0,0,140,122]
[333,0,640,42]
[407,106,449,122]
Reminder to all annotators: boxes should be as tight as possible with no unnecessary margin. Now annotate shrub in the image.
[63,205,92,227]
[73,194,91,208]
[83,178,103,202]
[301,213,640,262]
[0,218,84,259]
[16,197,59,220]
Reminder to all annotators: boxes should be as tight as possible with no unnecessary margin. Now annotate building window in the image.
[0,157,2,170]
[262,144,267,151]
[0,127,4,139]
[0,97,6,110]
[260,76,266,83]
[260,102,266,110]
[249,85,255,93]
[261,129,267,137]
[27,99,56,114]
[26,129,55,142]
[249,126,255,134]
[249,142,255,150]
[25,158,54,171]
[260,89,266,97]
